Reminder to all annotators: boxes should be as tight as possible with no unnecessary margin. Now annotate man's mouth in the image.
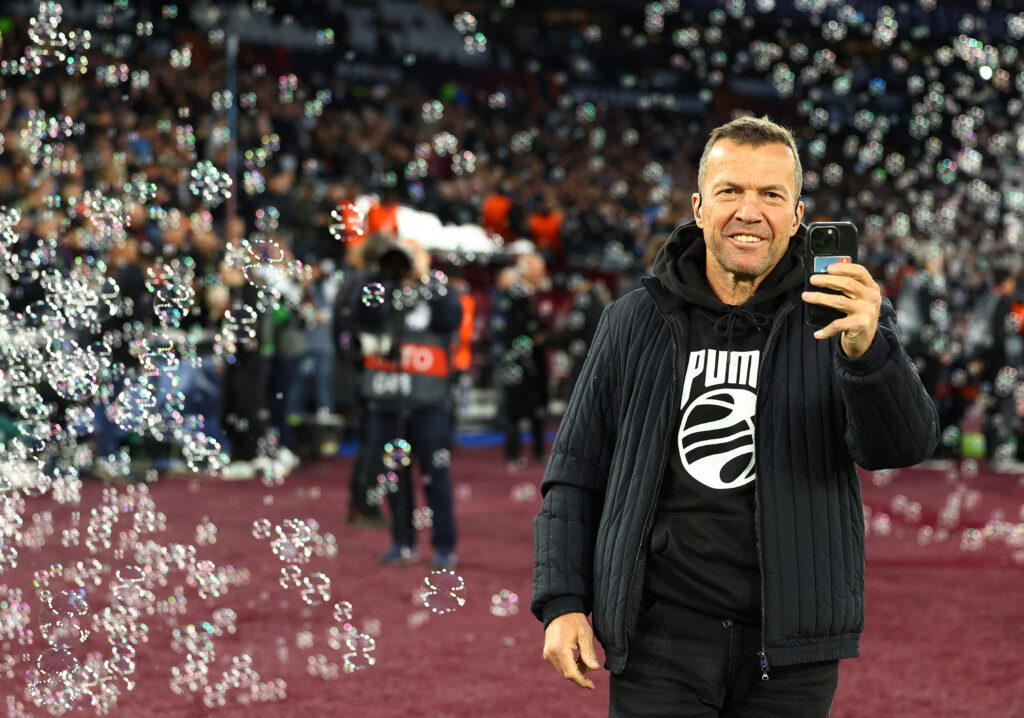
[730,234,766,243]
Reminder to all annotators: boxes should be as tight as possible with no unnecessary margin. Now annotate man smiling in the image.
[532,116,938,717]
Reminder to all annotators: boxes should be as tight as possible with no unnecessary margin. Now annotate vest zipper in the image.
[621,310,682,671]
[753,301,799,681]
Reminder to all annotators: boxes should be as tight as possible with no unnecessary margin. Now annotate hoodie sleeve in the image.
[532,302,621,627]
[834,298,940,469]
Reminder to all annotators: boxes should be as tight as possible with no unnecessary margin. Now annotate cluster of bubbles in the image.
[252,517,338,570]
[489,588,520,618]
[452,11,487,55]
[0,2,541,714]
[188,160,234,208]
[169,613,287,708]
[1,2,92,77]
[5,0,1023,711]
[275,601,377,680]
[497,333,539,387]
[234,235,311,304]
[328,200,365,243]
[383,439,413,470]
[412,506,434,530]
[367,470,399,507]
[863,465,1024,565]
[145,261,196,329]
[361,281,385,308]
[0,481,291,714]
[510,482,538,503]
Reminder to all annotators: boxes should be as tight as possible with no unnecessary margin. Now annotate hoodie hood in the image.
[652,220,806,334]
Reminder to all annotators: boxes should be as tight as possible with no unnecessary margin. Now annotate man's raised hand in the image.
[802,261,882,359]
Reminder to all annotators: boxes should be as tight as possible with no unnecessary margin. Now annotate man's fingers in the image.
[545,649,594,689]
[579,641,601,671]
[565,660,595,690]
[802,290,854,312]
[812,319,846,339]
[809,273,859,297]
[822,261,873,282]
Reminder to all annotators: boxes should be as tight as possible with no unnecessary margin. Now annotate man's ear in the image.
[790,199,805,236]
[692,193,703,227]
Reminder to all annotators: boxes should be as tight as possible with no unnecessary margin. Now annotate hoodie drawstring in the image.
[712,306,771,352]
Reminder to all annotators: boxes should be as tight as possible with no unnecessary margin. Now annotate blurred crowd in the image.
[1,0,1024,499]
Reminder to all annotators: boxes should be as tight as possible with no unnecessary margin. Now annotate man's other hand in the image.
[542,612,601,690]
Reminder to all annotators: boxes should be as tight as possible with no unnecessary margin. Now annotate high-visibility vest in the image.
[1012,302,1024,335]
[452,292,476,372]
[366,202,399,235]
[362,329,452,408]
[336,200,366,246]
[529,211,562,251]
[481,193,512,238]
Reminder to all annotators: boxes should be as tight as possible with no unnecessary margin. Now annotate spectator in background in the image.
[449,271,477,416]
[896,248,959,457]
[366,189,401,236]
[217,249,272,481]
[546,273,609,401]
[963,267,1021,462]
[289,178,323,260]
[335,233,391,527]
[264,240,306,473]
[618,232,670,299]
[480,167,516,241]
[494,252,550,470]
[289,258,342,430]
[528,190,563,260]
[90,235,151,481]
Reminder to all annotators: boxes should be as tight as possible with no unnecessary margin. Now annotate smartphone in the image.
[804,221,859,329]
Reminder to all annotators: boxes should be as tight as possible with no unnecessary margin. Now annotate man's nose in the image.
[734,192,764,222]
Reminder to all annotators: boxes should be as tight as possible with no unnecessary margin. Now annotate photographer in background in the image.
[350,238,463,569]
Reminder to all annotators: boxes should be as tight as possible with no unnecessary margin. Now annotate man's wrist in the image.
[542,596,588,629]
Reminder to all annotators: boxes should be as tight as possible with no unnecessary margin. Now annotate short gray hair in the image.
[697,115,803,200]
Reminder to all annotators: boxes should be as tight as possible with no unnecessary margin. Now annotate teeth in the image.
[733,234,762,243]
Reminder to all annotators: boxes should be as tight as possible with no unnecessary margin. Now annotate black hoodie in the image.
[645,221,806,623]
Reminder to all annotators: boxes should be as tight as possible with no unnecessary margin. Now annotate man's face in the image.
[693,139,804,286]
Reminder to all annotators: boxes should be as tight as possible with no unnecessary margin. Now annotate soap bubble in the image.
[361,282,385,308]
[422,569,466,615]
[489,589,520,617]
[383,439,412,470]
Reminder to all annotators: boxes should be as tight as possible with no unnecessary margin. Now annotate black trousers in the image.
[367,407,457,553]
[347,400,381,515]
[610,599,838,718]
[222,351,268,462]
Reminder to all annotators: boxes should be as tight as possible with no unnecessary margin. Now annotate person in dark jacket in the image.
[334,234,391,525]
[546,273,609,402]
[493,252,550,468]
[532,116,938,717]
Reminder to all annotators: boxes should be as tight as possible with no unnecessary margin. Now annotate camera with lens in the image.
[808,226,839,255]
[377,244,414,281]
